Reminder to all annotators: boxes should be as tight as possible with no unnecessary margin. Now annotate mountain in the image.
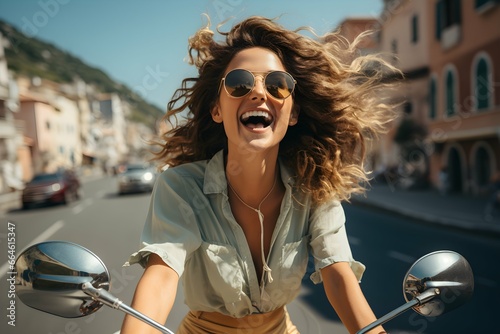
[0,20,164,128]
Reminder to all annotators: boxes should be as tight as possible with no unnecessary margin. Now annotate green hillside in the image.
[0,20,163,128]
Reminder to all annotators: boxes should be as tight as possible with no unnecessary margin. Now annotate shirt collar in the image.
[203,150,295,195]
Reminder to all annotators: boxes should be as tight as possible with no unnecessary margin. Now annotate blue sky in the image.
[0,0,383,110]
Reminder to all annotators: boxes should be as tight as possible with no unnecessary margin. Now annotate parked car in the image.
[117,164,157,195]
[22,170,81,209]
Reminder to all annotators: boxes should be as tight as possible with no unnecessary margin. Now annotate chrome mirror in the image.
[403,250,474,317]
[357,250,473,334]
[15,241,109,318]
[15,241,175,334]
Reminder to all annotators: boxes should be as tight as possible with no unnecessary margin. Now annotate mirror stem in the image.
[356,289,439,334]
[82,282,175,334]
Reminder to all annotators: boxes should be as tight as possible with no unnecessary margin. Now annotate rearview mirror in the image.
[357,250,473,334]
[15,241,109,318]
[15,241,174,333]
[403,250,474,316]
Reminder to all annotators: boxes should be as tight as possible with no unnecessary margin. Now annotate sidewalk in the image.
[351,181,500,237]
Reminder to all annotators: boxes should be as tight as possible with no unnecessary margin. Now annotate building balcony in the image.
[428,105,500,142]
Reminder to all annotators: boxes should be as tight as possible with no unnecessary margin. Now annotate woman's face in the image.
[212,47,298,156]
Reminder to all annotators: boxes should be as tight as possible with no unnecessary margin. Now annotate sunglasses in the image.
[220,69,296,100]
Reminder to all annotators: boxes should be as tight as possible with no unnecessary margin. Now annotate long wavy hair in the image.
[152,15,400,203]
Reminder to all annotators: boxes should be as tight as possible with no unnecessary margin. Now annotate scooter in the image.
[14,241,474,334]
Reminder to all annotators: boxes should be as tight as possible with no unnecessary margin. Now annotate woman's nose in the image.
[250,76,267,100]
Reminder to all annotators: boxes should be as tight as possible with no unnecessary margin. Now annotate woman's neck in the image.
[225,150,279,207]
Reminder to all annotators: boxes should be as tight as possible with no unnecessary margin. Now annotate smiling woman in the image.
[122,15,400,334]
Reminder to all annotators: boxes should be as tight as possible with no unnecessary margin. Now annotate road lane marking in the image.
[475,276,497,288]
[72,204,84,214]
[0,220,65,277]
[388,250,416,264]
[348,236,361,246]
[71,198,93,215]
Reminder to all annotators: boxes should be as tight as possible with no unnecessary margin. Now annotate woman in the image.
[121,15,398,334]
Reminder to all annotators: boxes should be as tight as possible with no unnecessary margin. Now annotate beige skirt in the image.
[176,306,300,334]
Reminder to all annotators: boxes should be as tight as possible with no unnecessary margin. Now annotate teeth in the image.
[241,111,272,121]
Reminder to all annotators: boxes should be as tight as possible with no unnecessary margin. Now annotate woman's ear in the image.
[289,104,300,126]
[211,104,223,123]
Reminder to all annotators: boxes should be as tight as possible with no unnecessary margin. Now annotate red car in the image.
[21,170,81,209]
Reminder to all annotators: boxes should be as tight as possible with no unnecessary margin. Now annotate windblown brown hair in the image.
[152,15,401,204]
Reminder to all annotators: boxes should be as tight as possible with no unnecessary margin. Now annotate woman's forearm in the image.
[121,254,179,334]
[322,262,385,334]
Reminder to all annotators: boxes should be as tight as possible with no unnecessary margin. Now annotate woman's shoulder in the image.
[159,160,209,183]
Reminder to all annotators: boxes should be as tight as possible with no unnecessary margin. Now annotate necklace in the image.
[227,173,277,283]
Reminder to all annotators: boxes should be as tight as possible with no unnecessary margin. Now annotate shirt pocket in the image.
[201,242,251,314]
[277,235,310,292]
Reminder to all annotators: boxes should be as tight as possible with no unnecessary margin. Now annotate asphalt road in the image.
[342,203,499,334]
[0,175,498,333]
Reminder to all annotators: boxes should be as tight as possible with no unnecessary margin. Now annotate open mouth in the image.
[240,111,273,129]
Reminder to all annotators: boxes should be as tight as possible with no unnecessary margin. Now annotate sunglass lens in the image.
[266,71,294,99]
[224,70,254,97]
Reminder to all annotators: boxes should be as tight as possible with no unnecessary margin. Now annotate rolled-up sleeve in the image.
[308,201,365,284]
[124,169,202,277]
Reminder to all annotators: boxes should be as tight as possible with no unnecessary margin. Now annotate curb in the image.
[0,190,21,215]
[350,197,500,238]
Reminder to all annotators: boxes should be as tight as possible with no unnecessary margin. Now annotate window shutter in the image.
[412,15,419,43]
[453,0,462,24]
[429,78,437,119]
[436,0,443,40]
[476,58,489,110]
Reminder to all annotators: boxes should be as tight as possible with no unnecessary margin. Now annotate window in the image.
[403,101,413,115]
[475,0,499,12]
[429,77,437,119]
[474,56,492,111]
[391,39,398,63]
[411,15,419,43]
[445,69,457,117]
[436,0,462,40]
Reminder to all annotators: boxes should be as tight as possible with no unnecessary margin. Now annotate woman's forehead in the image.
[226,47,285,73]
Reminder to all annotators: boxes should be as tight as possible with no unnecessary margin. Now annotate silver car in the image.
[117,164,157,195]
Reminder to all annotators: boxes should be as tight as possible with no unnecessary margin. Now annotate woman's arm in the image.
[120,253,179,334]
[321,262,386,334]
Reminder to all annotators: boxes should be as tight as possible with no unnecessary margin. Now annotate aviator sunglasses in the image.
[220,69,296,100]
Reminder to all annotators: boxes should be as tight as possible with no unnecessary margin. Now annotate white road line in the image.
[348,236,361,246]
[71,198,93,215]
[475,276,497,288]
[388,250,416,264]
[72,204,84,214]
[0,220,65,276]
[23,219,65,247]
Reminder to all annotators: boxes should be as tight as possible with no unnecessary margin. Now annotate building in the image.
[15,77,81,174]
[95,93,129,172]
[378,0,433,189]
[0,31,23,193]
[427,0,500,194]
[376,0,500,194]
[337,17,380,55]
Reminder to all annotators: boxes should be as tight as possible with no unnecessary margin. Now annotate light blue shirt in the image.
[126,150,364,317]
